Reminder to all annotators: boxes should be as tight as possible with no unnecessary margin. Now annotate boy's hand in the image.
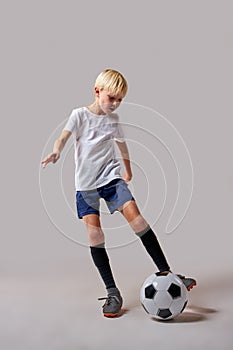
[41,152,60,168]
[122,173,132,184]
[41,130,71,168]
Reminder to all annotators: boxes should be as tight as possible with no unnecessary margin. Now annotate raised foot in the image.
[177,274,197,291]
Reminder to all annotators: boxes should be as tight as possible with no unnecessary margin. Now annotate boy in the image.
[41,69,196,318]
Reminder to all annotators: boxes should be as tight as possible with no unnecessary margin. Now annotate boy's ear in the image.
[94,86,100,96]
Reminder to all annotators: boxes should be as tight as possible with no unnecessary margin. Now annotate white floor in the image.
[1,270,232,350]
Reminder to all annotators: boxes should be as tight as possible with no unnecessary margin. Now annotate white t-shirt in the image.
[63,107,125,191]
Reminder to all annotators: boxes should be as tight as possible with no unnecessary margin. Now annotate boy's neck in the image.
[87,101,105,115]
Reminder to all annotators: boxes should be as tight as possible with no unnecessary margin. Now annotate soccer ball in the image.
[140,271,188,320]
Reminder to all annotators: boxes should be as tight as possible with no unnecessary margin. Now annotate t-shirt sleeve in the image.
[63,109,79,135]
[114,120,126,143]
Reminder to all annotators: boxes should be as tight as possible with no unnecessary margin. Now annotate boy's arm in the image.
[41,130,71,168]
[115,141,132,182]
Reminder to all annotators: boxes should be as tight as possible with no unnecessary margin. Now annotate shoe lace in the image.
[98,295,119,306]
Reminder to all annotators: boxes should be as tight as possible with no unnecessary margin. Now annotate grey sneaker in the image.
[177,274,197,291]
[98,288,123,317]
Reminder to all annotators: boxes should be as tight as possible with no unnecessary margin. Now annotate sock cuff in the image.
[135,224,151,238]
[107,287,121,296]
[90,242,105,248]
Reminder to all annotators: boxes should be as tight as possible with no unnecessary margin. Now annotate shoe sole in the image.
[103,307,123,318]
[186,281,197,291]
[104,312,120,318]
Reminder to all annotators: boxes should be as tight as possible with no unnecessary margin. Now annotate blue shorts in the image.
[76,178,135,219]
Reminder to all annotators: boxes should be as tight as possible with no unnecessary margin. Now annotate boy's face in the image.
[95,87,124,115]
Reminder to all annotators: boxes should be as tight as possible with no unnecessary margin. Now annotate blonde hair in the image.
[95,69,128,96]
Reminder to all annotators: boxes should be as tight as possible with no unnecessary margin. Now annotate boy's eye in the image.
[108,95,123,102]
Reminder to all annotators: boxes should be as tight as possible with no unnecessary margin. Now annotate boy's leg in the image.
[119,200,170,272]
[83,214,122,316]
[82,214,117,289]
[119,200,196,290]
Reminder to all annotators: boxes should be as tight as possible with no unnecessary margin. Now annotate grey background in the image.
[1,0,233,349]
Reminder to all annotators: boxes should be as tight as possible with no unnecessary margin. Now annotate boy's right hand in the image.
[41,130,71,168]
[41,152,60,168]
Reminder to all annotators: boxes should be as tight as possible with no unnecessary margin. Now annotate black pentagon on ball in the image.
[157,308,172,319]
[145,284,157,299]
[168,283,181,299]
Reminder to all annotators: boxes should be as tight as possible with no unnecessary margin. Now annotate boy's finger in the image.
[42,158,49,167]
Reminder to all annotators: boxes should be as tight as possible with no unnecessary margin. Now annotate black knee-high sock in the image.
[90,244,117,290]
[136,226,170,272]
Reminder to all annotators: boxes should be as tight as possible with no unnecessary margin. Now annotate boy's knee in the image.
[82,214,101,227]
[87,225,104,239]
[83,218,105,246]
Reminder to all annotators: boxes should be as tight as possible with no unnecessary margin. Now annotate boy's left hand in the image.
[122,173,132,184]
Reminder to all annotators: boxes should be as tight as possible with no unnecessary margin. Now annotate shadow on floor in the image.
[151,304,219,323]
[152,311,207,323]
[187,304,218,314]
